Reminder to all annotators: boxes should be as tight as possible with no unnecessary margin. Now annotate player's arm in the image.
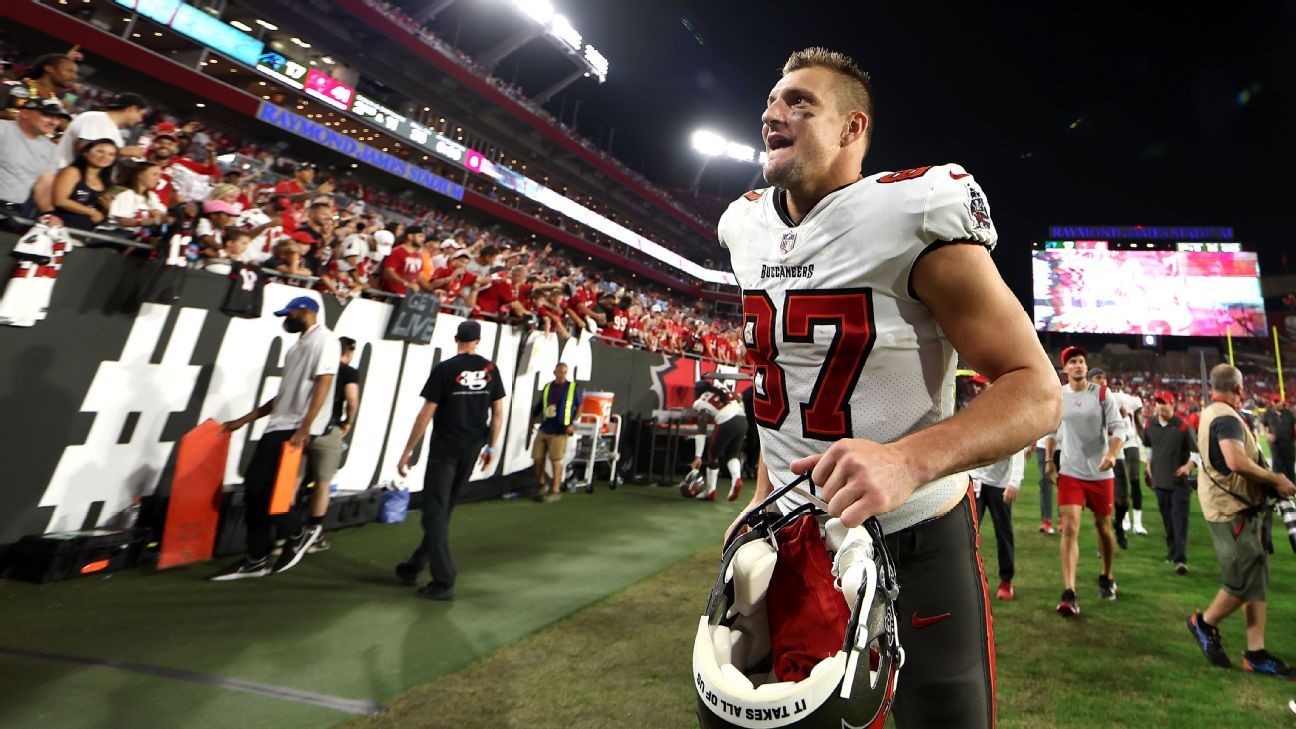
[397,400,437,476]
[793,243,1062,526]
[1100,398,1127,470]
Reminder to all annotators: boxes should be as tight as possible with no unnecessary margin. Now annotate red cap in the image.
[970,373,990,385]
[152,122,179,141]
[1060,345,1087,366]
[1154,390,1175,404]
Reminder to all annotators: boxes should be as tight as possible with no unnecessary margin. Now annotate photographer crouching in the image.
[1187,364,1296,678]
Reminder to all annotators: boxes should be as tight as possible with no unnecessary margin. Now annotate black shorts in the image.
[883,490,995,728]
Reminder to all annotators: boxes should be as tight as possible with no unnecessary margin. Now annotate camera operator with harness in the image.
[1187,364,1296,678]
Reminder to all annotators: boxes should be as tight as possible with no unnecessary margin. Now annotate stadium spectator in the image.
[1143,390,1196,575]
[323,236,370,299]
[274,162,334,233]
[304,336,362,554]
[474,264,526,321]
[0,97,64,214]
[54,91,148,167]
[1,51,79,120]
[1261,397,1295,481]
[1088,368,1131,549]
[1188,364,1296,677]
[52,137,116,230]
[195,200,237,257]
[532,362,581,502]
[213,296,338,580]
[395,320,505,600]
[107,158,166,230]
[296,198,339,278]
[201,230,251,275]
[380,227,429,295]
[266,238,311,281]
[207,183,245,214]
[235,193,286,262]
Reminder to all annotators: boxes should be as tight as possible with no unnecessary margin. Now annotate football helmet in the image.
[679,468,706,498]
[693,474,903,728]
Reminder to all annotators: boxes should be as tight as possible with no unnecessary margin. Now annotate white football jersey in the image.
[718,163,997,533]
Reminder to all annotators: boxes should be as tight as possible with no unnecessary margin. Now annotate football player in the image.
[716,47,1060,728]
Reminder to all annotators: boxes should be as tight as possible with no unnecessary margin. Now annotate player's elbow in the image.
[1029,368,1064,440]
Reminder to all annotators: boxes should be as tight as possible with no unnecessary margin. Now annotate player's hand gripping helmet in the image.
[693,474,903,728]
[679,468,706,498]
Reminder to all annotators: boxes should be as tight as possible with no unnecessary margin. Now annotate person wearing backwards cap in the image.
[1143,389,1198,575]
[212,296,339,581]
[967,373,1024,600]
[394,320,506,600]
[1045,345,1128,616]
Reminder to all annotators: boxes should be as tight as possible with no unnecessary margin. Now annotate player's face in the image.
[1064,356,1087,382]
[761,67,848,190]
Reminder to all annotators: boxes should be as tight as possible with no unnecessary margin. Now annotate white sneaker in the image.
[1132,510,1148,535]
[1121,513,1132,531]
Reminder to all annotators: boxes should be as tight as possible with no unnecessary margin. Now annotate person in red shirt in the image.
[274,163,334,234]
[428,251,476,308]
[565,276,604,330]
[473,265,528,321]
[599,294,631,345]
[380,230,429,295]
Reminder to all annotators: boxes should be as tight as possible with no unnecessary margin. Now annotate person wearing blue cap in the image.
[394,319,506,600]
[211,295,340,581]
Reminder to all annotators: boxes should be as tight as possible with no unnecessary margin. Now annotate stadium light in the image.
[726,142,755,163]
[550,15,582,50]
[514,0,554,25]
[691,130,727,157]
[583,45,609,80]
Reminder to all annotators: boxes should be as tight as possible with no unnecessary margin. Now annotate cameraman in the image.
[1187,364,1296,677]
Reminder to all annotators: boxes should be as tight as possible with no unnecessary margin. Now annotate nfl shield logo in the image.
[779,231,797,254]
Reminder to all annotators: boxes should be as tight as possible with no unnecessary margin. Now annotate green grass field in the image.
[3,456,1295,728]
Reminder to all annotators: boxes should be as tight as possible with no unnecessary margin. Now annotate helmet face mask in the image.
[694,475,903,728]
[680,468,706,498]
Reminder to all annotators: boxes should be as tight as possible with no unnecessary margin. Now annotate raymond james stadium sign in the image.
[255,102,464,201]
[1048,225,1234,240]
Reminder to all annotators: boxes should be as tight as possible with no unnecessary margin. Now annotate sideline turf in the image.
[352,456,1296,729]
[0,484,741,729]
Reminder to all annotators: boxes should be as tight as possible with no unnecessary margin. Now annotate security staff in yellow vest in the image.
[1187,364,1296,676]
[533,363,582,502]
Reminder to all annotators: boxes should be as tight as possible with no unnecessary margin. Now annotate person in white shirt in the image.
[107,159,166,230]
[55,92,149,168]
[213,296,339,581]
[968,374,1025,601]
[1046,346,1128,615]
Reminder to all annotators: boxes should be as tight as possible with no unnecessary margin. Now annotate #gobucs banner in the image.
[0,244,735,546]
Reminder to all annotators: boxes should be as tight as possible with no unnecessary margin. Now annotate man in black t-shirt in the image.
[395,320,506,600]
[1262,398,1295,481]
[1143,390,1197,574]
[304,336,362,552]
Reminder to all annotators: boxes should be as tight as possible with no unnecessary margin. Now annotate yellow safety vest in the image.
[543,381,577,427]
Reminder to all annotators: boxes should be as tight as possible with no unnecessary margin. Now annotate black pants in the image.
[885,493,995,729]
[243,429,307,561]
[1035,447,1053,521]
[1124,446,1143,509]
[1273,443,1296,482]
[704,416,747,468]
[1155,485,1192,564]
[407,443,482,588]
[976,486,1015,582]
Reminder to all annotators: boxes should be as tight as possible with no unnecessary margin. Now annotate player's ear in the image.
[841,110,868,147]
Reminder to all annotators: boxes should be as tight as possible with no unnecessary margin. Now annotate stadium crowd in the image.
[0,47,745,363]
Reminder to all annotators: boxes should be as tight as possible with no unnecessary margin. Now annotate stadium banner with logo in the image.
[0,243,737,546]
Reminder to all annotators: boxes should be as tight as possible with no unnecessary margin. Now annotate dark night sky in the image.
[429,1,1295,300]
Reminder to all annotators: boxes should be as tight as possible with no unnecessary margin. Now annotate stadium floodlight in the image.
[513,0,554,25]
[691,130,727,157]
[550,15,582,50]
[230,20,253,32]
[584,45,609,79]
[726,142,755,163]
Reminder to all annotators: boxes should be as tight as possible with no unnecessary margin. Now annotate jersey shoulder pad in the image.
[875,166,935,184]
[919,162,997,249]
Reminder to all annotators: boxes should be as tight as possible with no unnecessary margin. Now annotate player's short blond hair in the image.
[782,47,873,137]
